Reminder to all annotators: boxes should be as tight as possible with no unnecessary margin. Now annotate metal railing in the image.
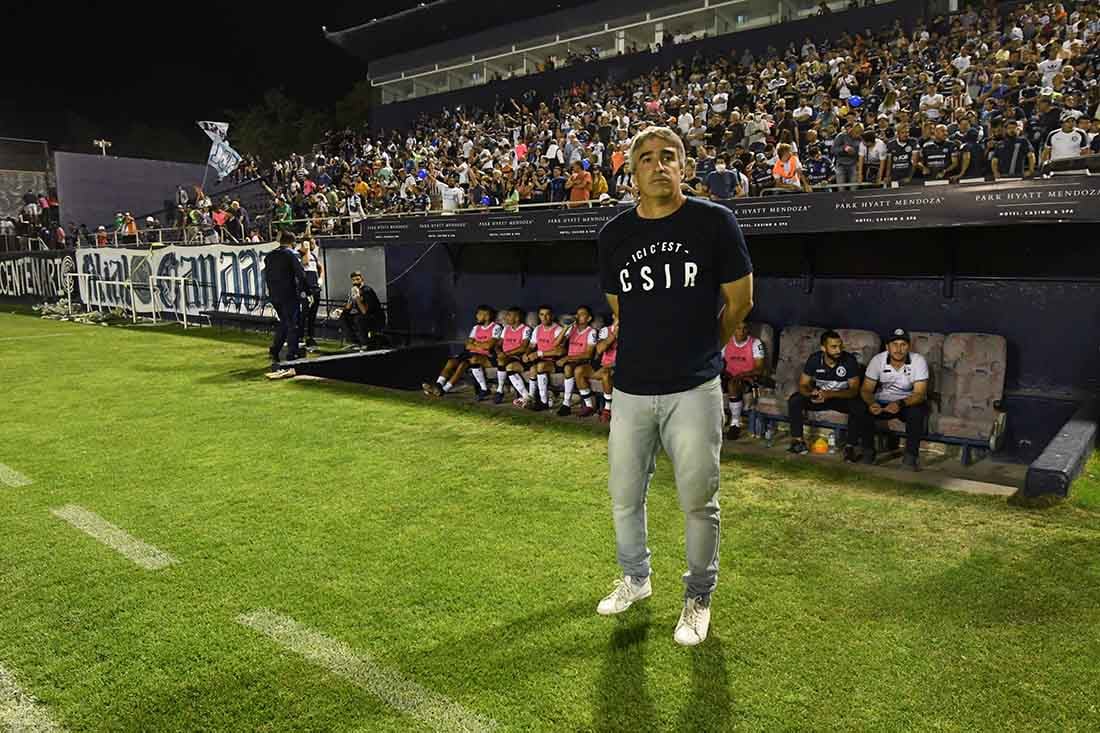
[262,215,360,241]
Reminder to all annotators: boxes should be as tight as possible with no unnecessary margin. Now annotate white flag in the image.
[207,139,242,180]
[197,121,230,143]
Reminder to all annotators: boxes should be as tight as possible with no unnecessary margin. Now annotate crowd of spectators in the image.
[243,0,1100,222]
[31,0,1100,250]
[0,191,62,250]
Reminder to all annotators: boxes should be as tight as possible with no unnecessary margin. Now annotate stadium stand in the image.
[235,0,1100,226]
[62,1,1100,242]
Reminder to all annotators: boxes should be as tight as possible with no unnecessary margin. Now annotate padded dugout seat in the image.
[936,333,1008,445]
[755,326,825,418]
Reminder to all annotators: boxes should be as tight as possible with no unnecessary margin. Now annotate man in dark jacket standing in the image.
[264,230,307,367]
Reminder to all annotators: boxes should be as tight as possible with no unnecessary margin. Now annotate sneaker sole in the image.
[596,586,652,616]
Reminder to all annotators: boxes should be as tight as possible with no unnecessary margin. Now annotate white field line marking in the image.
[50,505,178,570]
[0,663,68,732]
[237,610,496,733]
[0,464,32,487]
[0,334,81,341]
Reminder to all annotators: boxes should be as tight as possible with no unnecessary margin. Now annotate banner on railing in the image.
[358,179,1100,245]
[76,242,278,317]
[0,250,77,302]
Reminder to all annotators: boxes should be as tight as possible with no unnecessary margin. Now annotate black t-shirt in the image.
[887,139,917,177]
[803,351,861,391]
[960,141,986,178]
[921,139,954,174]
[598,197,753,395]
[994,137,1033,176]
[750,165,774,192]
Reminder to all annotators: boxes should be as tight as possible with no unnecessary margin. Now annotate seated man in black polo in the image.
[849,328,930,471]
[340,271,383,348]
[787,330,863,456]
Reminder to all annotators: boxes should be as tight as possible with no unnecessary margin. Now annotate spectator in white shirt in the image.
[441,175,465,212]
[1042,113,1089,165]
[920,82,945,121]
[1038,46,1064,87]
[858,130,889,184]
[678,109,694,135]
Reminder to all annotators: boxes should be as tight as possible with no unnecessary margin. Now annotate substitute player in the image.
[521,305,567,411]
[592,312,618,423]
[493,306,533,406]
[422,304,501,399]
[721,321,766,440]
[556,305,599,417]
[595,126,753,647]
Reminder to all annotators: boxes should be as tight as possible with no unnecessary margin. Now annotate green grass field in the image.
[2,311,1100,732]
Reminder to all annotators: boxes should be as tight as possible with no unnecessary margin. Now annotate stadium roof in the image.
[325,0,599,64]
[326,0,671,76]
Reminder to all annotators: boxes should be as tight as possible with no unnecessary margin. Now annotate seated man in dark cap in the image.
[849,328,930,471]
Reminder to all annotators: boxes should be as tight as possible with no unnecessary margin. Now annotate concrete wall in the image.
[54,152,237,230]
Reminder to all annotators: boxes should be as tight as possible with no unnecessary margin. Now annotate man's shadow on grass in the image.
[673,633,735,733]
[591,607,735,733]
[591,605,659,732]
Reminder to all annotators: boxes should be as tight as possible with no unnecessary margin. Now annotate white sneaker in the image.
[596,576,652,616]
[674,596,711,646]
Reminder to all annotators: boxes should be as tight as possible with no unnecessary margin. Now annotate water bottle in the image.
[828,431,837,454]
[764,424,775,447]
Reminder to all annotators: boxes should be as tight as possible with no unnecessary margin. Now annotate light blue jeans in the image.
[608,376,723,599]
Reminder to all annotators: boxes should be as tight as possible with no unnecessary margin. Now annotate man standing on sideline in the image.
[596,126,754,646]
[263,230,306,369]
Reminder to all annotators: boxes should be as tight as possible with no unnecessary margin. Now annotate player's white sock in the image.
[580,388,593,407]
[564,378,575,406]
[470,368,488,391]
[537,373,549,403]
[442,381,454,393]
[604,390,613,409]
[496,369,507,392]
[729,398,743,427]
[436,376,447,386]
[508,373,529,398]
[528,377,537,398]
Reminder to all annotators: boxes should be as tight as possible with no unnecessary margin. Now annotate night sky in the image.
[3,1,380,158]
[4,0,593,161]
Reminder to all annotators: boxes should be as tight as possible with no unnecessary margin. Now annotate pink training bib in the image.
[723,337,757,376]
[567,325,594,357]
[501,324,528,352]
[470,323,496,355]
[535,325,560,353]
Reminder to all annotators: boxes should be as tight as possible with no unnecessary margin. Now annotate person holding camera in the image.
[340,271,382,349]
